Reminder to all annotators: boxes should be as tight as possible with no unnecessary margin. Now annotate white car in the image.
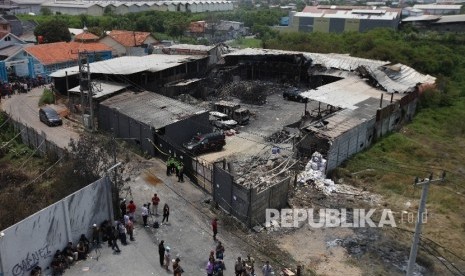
[209,111,238,129]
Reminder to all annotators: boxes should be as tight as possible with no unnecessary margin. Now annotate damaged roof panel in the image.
[100,91,207,129]
[300,77,403,110]
[224,48,436,93]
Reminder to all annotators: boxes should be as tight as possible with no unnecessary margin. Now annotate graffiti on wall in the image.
[11,245,52,276]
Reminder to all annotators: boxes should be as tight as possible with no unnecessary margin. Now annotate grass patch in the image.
[38,88,54,106]
[337,96,465,260]
[228,37,262,48]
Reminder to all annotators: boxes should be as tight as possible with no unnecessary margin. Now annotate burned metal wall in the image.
[213,165,290,227]
[326,118,375,172]
[223,54,311,83]
[0,177,113,276]
[250,177,290,226]
[98,105,155,156]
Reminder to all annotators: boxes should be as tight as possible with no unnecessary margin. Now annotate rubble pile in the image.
[297,152,337,196]
[233,153,292,191]
[265,130,292,144]
[177,93,200,105]
[215,80,292,105]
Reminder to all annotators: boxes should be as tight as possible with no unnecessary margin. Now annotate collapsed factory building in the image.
[49,47,436,227]
[221,48,436,172]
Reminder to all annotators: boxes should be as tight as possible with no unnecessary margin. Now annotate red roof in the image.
[25,42,112,65]
[107,30,152,47]
[74,32,99,42]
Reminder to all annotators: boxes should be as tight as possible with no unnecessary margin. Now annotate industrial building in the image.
[286,5,401,33]
[34,0,234,16]
[402,14,465,32]
[412,4,462,15]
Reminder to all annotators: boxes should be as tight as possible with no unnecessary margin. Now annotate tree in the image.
[69,133,132,218]
[34,18,71,43]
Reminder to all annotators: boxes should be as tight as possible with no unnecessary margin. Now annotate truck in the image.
[213,100,250,125]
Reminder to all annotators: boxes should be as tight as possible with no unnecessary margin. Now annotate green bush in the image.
[38,88,54,106]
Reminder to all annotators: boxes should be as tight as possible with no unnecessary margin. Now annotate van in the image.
[39,107,63,126]
[213,100,250,125]
[209,111,238,129]
[183,132,226,155]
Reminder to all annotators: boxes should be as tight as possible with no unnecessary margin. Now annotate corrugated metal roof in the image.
[166,44,215,52]
[224,48,436,93]
[100,91,207,129]
[0,44,26,57]
[435,14,465,23]
[402,15,440,21]
[413,4,462,9]
[299,77,402,109]
[69,81,129,99]
[49,54,206,77]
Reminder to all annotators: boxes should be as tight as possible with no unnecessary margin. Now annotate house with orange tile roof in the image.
[4,41,112,79]
[74,31,100,43]
[99,30,157,57]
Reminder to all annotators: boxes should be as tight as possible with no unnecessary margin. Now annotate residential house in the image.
[74,31,100,43]
[99,30,157,57]
[4,41,112,79]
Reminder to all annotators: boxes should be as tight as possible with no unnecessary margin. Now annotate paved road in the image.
[63,158,251,276]
[1,88,80,149]
[1,88,267,275]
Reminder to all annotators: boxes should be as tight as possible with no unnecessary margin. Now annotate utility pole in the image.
[406,171,445,276]
[65,71,69,109]
[78,51,94,131]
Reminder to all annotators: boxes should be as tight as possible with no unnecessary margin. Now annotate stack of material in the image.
[297,151,336,196]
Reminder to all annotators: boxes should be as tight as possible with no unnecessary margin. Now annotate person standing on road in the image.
[235,257,244,276]
[120,199,127,216]
[164,246,171,271]
[162,203,170,224]
[173,257,183,276]
[212,218,218,241]
[152,193,160,216]
[262,261,273,276]
[141,204,149,227]
[158,240,165,267]
[215,241,225,260]
[126,217,135,241]
[178,164,184,182]
[206,257,214,276]
[111,226,121,253]
[127,200,137,222]
[117,221,127,245]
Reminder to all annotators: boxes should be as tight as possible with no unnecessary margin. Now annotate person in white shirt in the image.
[141,204,149,227]
[262,261,273,276]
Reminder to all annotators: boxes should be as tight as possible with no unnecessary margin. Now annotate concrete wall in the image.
[0,177,113,276]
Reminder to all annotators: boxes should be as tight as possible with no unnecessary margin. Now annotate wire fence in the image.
[11,118,65,159]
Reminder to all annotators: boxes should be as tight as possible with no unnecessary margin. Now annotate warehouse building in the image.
[287,5,401,33]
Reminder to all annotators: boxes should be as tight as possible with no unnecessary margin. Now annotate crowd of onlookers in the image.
[0,76,50,99]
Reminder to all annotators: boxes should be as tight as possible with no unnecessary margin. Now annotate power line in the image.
[419,242,465,276]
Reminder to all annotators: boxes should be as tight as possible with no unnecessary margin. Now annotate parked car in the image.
[209,111,238,129]
[183,132,226,155]
[39,107,62,126]
[283,88,308,103]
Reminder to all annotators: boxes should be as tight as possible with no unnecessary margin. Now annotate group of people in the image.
[210,218,274,276]
[166,156,185,183]
[119,194,170,228]
[50,235,91,275]
[158,240,184,275]
[0,76,48,99]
